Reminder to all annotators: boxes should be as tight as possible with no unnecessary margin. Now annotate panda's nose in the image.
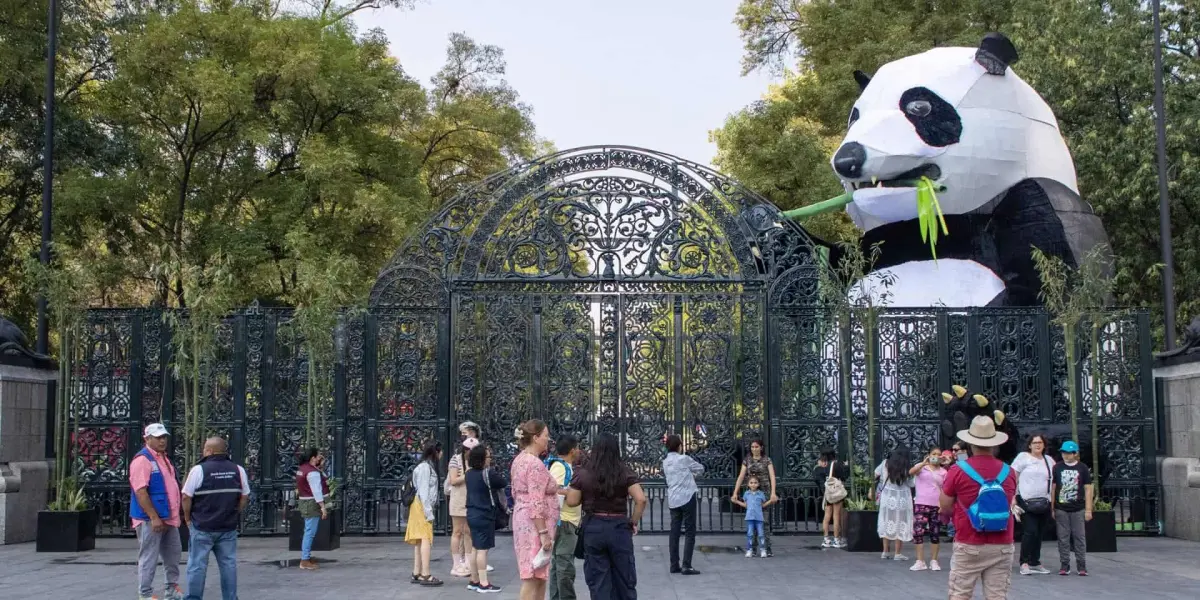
[833,142,866,178]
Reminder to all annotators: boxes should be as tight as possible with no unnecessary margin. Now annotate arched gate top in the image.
[369,146,823,308]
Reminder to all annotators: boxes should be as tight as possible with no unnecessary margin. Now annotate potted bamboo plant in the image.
[814,242,893,552]
[1033,244,1120,552]
[284,234,361,551]
[160,254,237,551]
[27,254,98,552]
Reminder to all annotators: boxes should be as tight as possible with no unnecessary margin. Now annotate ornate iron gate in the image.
[74,147,1159,536]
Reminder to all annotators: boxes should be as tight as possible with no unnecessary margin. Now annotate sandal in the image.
[418,575,444,587]
[410,573,421,584]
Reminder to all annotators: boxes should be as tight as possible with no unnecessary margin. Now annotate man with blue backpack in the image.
[941,414,1018,600]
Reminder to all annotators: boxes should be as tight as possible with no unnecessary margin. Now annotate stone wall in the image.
[0,364,55,545]
[1155,356,1200,542]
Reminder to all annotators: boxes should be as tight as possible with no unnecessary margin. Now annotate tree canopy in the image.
[0,0,548,326]
[717,0,1198,344]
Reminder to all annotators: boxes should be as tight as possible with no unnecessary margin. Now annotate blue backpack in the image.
[545,457,572,487]
[957,462,1012,533]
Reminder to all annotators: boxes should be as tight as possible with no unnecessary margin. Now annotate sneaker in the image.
[893,554,909,561]
[838,537,848,548]
[759,548,768,558]
[831,538,845,549]
[881,552,893,560]
[137,596,159,600]
[930,560,942,571]
[467,581,481,591]
[681,567,700,575]
[1078,570,1088,577]
[1021,564,1033,576]
[476,583,502,593]
[910,560,928,571]
[822,536,833,548]
[165,584,184,600]
[299,559,319,570]
[670,565,682,574]
[745,549,753,558]
[1032,565,1050,574]
[1059,569,1070,576]
[487,564,495,572]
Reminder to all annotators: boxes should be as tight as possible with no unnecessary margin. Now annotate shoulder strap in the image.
[828,461,836,479]
[957,461,986,486]
[997,463,1010,483]
[1043,456,1052,493]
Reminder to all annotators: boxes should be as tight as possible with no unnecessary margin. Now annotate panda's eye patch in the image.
[905,100,932,117]
[898,86,961,147]
[848,107,860,127]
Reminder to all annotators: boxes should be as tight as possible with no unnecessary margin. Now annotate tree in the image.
[721,0,1199,344]
[1,1,551,320]
[0,0,118,329]
[401,32,551,205]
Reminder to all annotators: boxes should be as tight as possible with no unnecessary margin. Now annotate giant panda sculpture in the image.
[825,33,1111,307]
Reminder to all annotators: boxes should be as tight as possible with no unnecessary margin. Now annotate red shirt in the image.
[942,455,1017,545]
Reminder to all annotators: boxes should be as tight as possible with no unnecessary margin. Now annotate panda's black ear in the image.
[976,32,1019,75]
[853,70,871,91]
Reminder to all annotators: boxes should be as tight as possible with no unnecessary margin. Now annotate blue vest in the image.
[130,447,172,521]
[190,454,244,533]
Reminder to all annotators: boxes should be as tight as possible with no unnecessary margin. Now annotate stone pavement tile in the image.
[1,535,1199,599]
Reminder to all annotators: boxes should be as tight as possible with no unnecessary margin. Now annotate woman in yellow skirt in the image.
[407,439,443,586]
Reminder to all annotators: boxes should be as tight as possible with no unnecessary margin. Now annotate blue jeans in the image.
[185,526,238,600]
[301,516,320,559]
[745,519,764,550]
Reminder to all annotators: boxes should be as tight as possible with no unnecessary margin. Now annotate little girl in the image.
[733,476,775,557]
[876,448,916,560]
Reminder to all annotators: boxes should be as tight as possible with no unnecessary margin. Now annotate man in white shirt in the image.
[181,437,250,600]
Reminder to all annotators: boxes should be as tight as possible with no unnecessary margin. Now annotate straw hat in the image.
[956,415,1009,447]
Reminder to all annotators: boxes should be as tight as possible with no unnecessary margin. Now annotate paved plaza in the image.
[2,535,1199,599]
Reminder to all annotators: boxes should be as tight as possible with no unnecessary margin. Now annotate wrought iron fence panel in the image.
[69,148,1158,536]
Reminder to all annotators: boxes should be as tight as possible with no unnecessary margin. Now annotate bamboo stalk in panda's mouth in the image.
[781,180,947,220]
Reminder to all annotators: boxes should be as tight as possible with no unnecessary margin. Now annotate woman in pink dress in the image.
[510,419,559,600]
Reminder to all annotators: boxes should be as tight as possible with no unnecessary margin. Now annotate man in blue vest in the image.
[130,422,184,600]
[181,437,250,600]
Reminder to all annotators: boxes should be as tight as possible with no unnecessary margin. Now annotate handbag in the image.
[1021,456,1053,515]
[484,467,511,530]
[823,461,848,504]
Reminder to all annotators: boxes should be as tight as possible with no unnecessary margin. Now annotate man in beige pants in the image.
[940,415,1019,599]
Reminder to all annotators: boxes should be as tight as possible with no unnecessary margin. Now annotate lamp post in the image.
[37,0,58,355]
[1151,0,1177,350]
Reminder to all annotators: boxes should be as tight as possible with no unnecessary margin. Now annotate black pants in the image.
[669,494,697,569]
[1020,509,1050,566]
[583,516,637,600]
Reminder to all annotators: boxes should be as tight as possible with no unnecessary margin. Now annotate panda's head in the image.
[833,33,1078,231]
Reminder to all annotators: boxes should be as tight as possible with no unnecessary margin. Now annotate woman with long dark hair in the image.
[406,439,443,586]
[732,438,778,555]
[566,433,647,600]
[876,447,916,560]
[815,447,850,549]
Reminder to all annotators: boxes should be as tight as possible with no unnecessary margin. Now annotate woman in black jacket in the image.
[465,444,507,593]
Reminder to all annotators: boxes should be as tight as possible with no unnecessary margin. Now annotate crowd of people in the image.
[808,416,1096,599]
[124,413,1095,600]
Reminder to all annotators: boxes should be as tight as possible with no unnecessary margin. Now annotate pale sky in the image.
[356,0,779,167]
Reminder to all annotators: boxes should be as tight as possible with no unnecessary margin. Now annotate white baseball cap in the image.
[143,423,170,438]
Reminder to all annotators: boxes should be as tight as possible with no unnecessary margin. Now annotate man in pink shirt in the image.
[129,423,184,600]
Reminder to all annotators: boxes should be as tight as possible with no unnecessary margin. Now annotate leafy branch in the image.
[23,248,96,511]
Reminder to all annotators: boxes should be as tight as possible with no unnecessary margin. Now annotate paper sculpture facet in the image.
[825,33,1111,307]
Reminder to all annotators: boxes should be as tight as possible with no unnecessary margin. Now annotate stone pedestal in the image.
[0,364,55,545]
[1154,355,1200,542]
